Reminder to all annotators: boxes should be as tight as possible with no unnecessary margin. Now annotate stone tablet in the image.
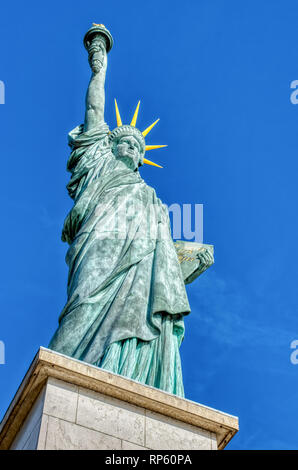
[174,241,214,284]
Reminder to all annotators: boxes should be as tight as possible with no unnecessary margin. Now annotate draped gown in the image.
[48,122,191,396]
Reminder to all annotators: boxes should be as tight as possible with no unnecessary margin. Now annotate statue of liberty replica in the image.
[48,24,213,397]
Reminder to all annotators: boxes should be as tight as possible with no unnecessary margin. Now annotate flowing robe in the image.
[48,122,191,396]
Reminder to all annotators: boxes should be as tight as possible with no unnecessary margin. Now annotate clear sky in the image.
[0,0,298,450]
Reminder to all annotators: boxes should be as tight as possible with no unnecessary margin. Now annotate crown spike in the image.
[143,158,163,168]
[130,101,140,127]
[114,99,122,127]
[145,145,167,151]
[142,118,160,137]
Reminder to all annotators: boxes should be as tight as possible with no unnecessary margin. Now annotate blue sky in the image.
[1,0,298,450]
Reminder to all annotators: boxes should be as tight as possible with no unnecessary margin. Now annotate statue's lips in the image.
[124,149,137,157]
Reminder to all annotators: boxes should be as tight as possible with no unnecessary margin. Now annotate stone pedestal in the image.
[0,348,238,450]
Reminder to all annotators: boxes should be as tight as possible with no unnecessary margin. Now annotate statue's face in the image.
[114,135,143,170]
[88,38,106,73]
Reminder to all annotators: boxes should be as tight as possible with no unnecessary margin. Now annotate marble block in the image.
[0,348,238,450]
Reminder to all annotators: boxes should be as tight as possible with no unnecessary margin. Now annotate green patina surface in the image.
[48,25,214,397]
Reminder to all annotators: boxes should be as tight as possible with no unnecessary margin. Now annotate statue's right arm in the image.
[84,38,108,132]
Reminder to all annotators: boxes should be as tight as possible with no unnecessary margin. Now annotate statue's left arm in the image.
[84,34,108,132]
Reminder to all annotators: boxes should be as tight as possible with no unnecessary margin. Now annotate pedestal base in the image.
[0,348,238,450]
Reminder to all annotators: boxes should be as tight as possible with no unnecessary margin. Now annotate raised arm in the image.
[84,32,108,132]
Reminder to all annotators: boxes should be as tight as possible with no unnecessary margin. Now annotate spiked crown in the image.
[109,100,167,168]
